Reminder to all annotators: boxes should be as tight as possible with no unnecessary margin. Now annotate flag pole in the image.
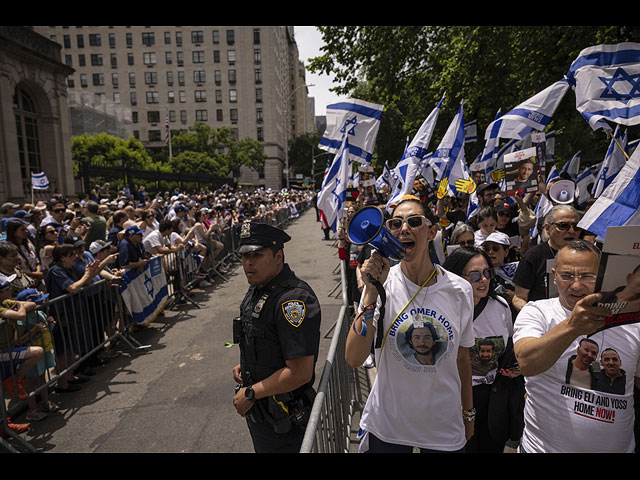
[605,128,630,161]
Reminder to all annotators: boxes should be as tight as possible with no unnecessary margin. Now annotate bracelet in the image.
[352,318,368,337]
[462,407,476,421]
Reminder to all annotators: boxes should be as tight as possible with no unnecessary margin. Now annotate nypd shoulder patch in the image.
[282,299,306,327]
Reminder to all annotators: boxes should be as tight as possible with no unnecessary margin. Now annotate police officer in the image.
[232,222,321,453]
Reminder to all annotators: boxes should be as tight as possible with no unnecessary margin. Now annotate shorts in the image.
[1,346,27,379]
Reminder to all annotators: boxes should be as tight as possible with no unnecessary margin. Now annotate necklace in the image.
[379,265,439,352]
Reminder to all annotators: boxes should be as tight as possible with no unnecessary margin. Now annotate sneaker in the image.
[40,400,60,413]
[199,280,212,287]
[1,417,29,438]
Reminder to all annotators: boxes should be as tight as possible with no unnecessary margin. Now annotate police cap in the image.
[238,222,291,253]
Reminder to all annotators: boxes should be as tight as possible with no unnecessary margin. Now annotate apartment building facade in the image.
[33,25,316,190]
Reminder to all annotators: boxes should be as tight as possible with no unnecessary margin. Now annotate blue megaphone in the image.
[347,206,405,261]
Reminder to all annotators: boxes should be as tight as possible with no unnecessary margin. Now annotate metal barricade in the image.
[300,260,363,453]
[1,278,149,452]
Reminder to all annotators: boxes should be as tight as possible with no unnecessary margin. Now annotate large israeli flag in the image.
[477,110,502,178]
[567,42,640,131]
[119,256,168,326]
[31,172,50,190]
[318,98,384,164]
[434,101,469,199]
[485,79,570,140]
[386,97,443,209]
[578,144,640,240]
[464,119,477,143]
[593,125,628,198]
[317,136,351,232]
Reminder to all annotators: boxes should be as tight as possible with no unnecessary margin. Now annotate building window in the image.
[196,110,208,121]
[215,90,222,103]
[126,32,132,47]
[92,73,104,86]
[228,70,236,84]
[195,90,207,102]
[129,72,136,86]
[127,52,134,65]
[149,130,162,142]
[227,50,235,64]
[76,34,84,48]
[148,111,160,123]
[213,50,220,63]
[178,71,185,86]
[257,127,264,141]
[113,92,120,104]
[166,71,174,86]
[13,87,42,184]
[230,108,238,123]
[176,31,183,46]
[164,32,171,44]
[229,89,237,103]
[254,69,262,84]
[80,74,88,88]
[256,108,263,122]
[212,30,219,44]
[192,31,204,44]
[177,51,184,66]
[89,34,101,46]
[143,52,156,65]
[144,72,158,85]
[179,91,186,103]
[180,110,187,124]
[132,111,138,123]
[254,48,261,64]
[112,73,119,86]
[130,92,137,106]
[142,32,155,46]
[90,54,103,66]
[214,70,221,86]
[255,88,263,103]
[63,34,71,48]
[226,29,235,45]
[194,70,206,83]
[253,29,261,44]
[168,91,175,103]
[109,33,116,47]
[165,52,172,64]
[67,76,74,88]
[110,53,117,68]
[65,54,73,67]
[192,51,205,64]
[216,109,223,121]
[146,91,159,104]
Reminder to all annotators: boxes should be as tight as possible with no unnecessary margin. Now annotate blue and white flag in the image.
[317,136,351,232]
[485,79,570,140]
[567,42,640,131]
[434,102,471,199]
[593,125,628,198]
[576,167,596,208]
[478,110,502,180]
[386,97,443,209]
[561,151,581,180]
[31,172,50,190]
[464,119,477,143]
[318,98,384,164]
[578,143,640,240]
[119,256,169,326]
[546,164,559,184]
[375,160,392,191]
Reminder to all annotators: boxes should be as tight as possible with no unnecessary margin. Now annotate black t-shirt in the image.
[512,241,557,302]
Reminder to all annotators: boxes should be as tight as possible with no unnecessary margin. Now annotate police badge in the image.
[282,300,306,327]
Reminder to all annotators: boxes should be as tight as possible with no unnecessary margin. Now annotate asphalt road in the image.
[14,208,343,453]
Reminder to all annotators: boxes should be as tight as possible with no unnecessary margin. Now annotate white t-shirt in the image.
[471,295,513,386]
[143,229,166,254]
[359,264,475,451]
[513,297,640,453]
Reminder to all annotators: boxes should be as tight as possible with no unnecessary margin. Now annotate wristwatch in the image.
[244,386,256,402]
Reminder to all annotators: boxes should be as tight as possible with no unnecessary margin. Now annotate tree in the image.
[308,26,640,169]
[71,132,154,174]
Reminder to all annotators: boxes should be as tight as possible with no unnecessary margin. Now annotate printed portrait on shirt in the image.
[398,314,449,368]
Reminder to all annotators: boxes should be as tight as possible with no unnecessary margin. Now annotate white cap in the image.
[482,231,511,247]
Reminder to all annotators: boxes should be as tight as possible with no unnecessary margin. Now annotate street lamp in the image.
[284,83,314,189]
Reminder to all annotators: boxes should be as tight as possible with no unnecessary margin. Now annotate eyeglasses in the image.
[45,229,57,235]
[458,239,475,247]
[555,272,597,283]
[53,208,65,213]
[482,244,504,253]
[552,222,580,232]
[462,268,495,283]
[385,215,431,231]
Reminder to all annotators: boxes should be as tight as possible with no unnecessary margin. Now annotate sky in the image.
[293,26,343,117]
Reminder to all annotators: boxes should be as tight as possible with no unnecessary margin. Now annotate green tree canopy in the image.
[308,26,640,170]
[71,132,154,173]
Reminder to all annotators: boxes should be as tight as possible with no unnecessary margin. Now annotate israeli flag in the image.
[566,42,640,131]
[419,154,435,186]
[576,167,596,208]
[578,143,640,240]
[31,172,50,190]
[478,110,502,179]
[119,256,169,326]
[484,79,570,140]
[546,164,559,184]
[464,119,477,143]
[434,101,469,198]
[561,151,581,180]
[318,98,384,164]
[375,160,392,191]
[386,97,443,209]
[593,125,627,198]
[317,136,351,232]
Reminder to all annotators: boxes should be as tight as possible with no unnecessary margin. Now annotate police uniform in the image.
[234,222,321,453]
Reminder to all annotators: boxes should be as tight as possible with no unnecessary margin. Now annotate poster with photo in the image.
[531,132,547,178]
[504,146,539,195]
[593,225,640,333]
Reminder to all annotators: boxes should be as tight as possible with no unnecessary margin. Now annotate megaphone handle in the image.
[365,275,387,349]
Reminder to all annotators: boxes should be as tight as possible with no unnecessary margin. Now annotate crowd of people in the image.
[1,183,313,439]
[335,169,640,453]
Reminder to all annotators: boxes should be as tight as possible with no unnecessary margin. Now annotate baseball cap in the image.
[0,274,16,291]
[89,240,112,255]
[482,231,511,247]
[124,225,145,236]
[16,288,49,303]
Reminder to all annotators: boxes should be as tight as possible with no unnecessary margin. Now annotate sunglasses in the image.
[385,215,431,231]
[45,229,57,234]
[552,222,580,232]
[458,239,475,247]
[53,208,66,213]
[462,268,495,283]
[482,244,505,253]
